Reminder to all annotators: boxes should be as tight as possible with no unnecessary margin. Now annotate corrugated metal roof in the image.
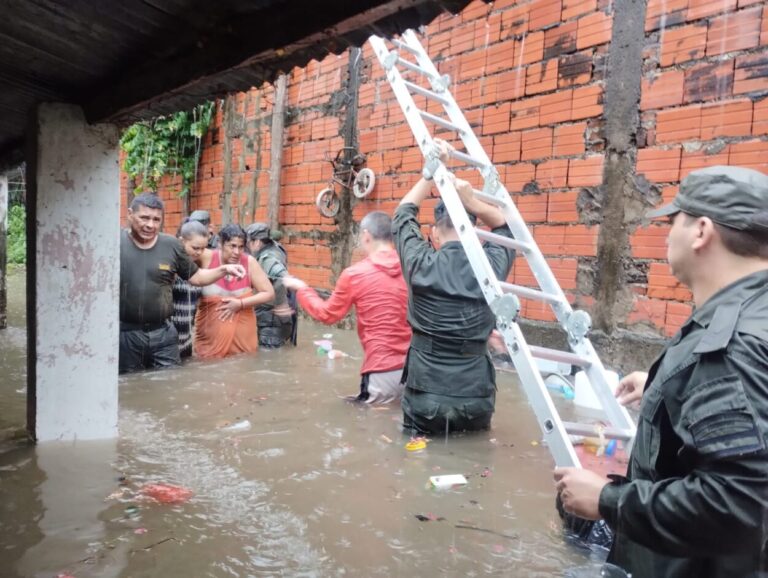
[0,0,475,168]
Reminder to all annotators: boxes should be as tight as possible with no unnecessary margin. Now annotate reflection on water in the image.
[0,268,611,576]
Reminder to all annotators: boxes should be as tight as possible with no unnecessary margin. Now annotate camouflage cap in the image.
[647,166,768,232]
[246,222,271,240]
[434,199,477,226]
[189,210,211,225]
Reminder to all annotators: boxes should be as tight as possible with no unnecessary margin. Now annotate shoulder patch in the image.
[158,263,171,271]
[693,302,740,354]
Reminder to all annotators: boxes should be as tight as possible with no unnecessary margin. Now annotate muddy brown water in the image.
[0,269,610,577]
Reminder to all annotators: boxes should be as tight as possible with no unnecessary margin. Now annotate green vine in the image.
[120,101,216,196]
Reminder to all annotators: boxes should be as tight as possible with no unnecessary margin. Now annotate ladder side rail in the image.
[499,322,582,467]
[430,168,581,469]
[400,30,494,168]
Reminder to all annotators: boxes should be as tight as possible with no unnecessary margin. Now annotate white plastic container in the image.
[573,370,619,411]
[429,474,468,489]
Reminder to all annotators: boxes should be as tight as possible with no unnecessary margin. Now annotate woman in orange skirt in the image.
[195,224,274,359]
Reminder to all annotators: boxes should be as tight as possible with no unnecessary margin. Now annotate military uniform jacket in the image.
[599,270,768,578]
[392,203,515,397]
[254,242,289,309]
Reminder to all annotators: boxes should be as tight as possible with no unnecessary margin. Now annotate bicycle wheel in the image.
[316,188,340,218]
[352,168,376,199]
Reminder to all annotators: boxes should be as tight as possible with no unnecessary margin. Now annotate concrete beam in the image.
[26,103,119,442]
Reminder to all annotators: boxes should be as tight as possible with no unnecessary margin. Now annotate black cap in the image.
[434,199,477,226]
[189,210,211,225]
[246,222,271,241]
[647,166,768,232]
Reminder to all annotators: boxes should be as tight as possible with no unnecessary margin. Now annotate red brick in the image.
[526,59,559,95]
[660,22,707,66]
[482,102,511,135]
[515,193,549,222]
[763,6,768,46]
[729,140,768,171]
[645,0,687,31]
[534,224,599,256]
[540,89,573,125]
[627,297,668,333]
[529,0,562,31]
[641,70,685,110]
[706,8,761,56]
[577,11,612,50]
[734,53,768,95]
[680,146,731,178]
[571,85,602,120]
[505,162,537,192]
[544,21,578,59]
[487,42,513,76]
[510,97,541,130]
[547,190,580,221]
[519,31,545,65]
[496,68,527,101]
[494,131,522,162]
[522,127,554,160]
[502,3,530,35]
[700,99,753,140]
[753,97,768,134]
[562,0,596,21]
[656,104,702,143]
[683,60,734,103]
[568,155,603,186]
[687,0,737,21]
[536,159,569,189]
[558,52,593,87]
[554,123,586,156]
[636,147,682,183]
[630,225,670,259]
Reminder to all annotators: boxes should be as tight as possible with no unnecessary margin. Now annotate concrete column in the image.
[27,103,119,441]
[0,174,7,330]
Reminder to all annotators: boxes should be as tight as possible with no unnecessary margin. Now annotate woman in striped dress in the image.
[172,219,208,358]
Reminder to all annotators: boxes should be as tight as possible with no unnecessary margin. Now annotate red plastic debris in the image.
[140,483,193,504]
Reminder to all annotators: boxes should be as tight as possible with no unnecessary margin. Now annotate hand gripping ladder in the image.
[369,30,636,468]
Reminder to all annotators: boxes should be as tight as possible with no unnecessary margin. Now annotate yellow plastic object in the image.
[405,439,427,452]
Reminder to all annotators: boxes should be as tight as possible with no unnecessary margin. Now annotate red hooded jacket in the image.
[296,248,411,375]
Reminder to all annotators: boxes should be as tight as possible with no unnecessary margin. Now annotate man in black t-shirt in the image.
[119,194,244,373]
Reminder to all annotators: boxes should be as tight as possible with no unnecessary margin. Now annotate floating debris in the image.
[405,439,427,452]
[414,513,446,522]
[429,474,468,489]
[379,434,393,444]
[220,419,252,432]
[140,483,193,504]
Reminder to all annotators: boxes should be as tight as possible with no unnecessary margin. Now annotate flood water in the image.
[0,269,610,577]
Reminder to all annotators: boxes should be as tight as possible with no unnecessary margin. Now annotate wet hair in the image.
[360,211,393,242]
[434,200,476,231]
[130,193,164,212]
[178,218,208,241]
[682,213,768,259]
[219,223,247,245]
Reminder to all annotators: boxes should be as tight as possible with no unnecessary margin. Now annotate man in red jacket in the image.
[283,211,412,404]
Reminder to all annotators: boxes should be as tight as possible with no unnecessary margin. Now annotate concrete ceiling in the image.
[0,0,474,167]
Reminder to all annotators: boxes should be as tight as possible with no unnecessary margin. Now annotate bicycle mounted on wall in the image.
[315,147,376,217]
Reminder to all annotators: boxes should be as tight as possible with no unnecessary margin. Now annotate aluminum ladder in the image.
[369,30,636,468]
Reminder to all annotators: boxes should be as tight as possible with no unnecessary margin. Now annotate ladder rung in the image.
[391,39,419,55]
[396,56,431,77]
[449,148,487,168]
[473,189,507,207]
[564,422,634,442]
[500,281,563,305]
[418,110,463,134]
[403,79,450,105]
[475,229,531,253]
[529,345,592,368]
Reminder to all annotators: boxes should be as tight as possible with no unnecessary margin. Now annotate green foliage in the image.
[7,204,26,264]
[120,101,216,196]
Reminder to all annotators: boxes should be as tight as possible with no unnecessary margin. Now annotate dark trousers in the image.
[119,321,181,374]
[401,387,495,435]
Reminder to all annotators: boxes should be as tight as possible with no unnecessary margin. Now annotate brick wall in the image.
[122,0,768,342]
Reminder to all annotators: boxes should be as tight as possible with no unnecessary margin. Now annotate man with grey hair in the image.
[284,211,412,404]
[120,194,245,373]
[555,166,768,577]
